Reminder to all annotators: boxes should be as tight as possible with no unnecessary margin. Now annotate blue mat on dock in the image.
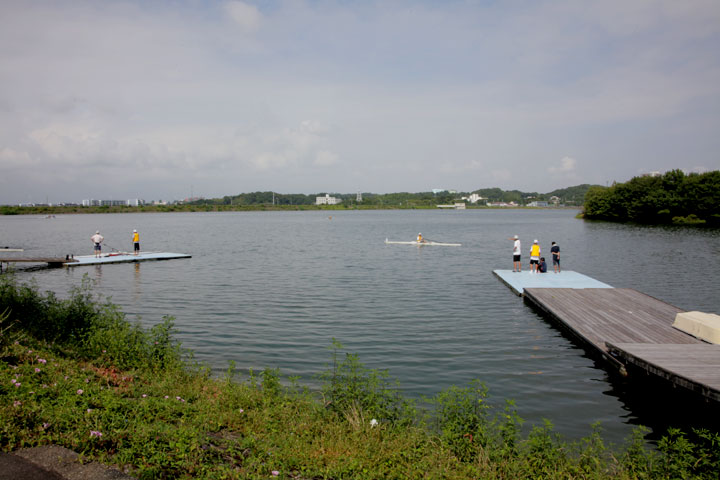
[66,252,191,266]
[493,269,612,296]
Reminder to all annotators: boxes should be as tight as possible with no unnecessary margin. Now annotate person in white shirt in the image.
[90,230,104,257]
[510,235,521,272]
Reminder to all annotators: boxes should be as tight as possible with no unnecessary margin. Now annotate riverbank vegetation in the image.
[583,170,720,226]
[2,275,719,479]
[1,185,595,215]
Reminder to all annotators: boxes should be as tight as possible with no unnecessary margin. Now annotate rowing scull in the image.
[385,239,461,247]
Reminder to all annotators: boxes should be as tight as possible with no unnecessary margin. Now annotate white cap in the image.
[533,239,538,243]
[96,230,100,234]
[133,229,137,232]
[513,235,518,239]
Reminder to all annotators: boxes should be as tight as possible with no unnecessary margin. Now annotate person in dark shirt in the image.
[538,257,547,273]
[551,241,560,273]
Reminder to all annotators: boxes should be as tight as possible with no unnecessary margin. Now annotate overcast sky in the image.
[1,0,719,203]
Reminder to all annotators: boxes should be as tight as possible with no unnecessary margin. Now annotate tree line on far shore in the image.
[195,184,593,208]
[582,169,720,226]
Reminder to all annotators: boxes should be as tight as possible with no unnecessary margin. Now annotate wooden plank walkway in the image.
[523,288,701,373]
[607,343,720,402]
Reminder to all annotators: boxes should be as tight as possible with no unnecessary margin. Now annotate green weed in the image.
[2,276,720,479]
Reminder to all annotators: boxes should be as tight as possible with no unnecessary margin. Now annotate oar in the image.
[103,242,123,253]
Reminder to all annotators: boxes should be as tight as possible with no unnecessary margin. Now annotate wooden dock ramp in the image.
[524,288,695,348]
[606,343,720,402]
[523,287,720,401]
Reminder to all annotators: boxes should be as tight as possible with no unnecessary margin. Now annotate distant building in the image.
[431,188,446,194]
[487,201,518,207]
[356,192,362,202]
[436,203,466,210]
[100,200,126,206]
[465,193,486,204]
[527,201,549,207]
[642,171,662,177]
[316,194,342,205]
[82,199,144,207]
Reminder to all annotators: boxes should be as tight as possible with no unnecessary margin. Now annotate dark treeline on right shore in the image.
[582,170,720,226]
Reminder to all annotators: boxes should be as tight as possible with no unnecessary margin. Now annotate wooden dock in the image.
[523,288,702,373]
[493,270,720,403]
[606,343,720,402]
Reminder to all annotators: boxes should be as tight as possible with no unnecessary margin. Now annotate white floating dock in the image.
[492,269,613,296]
[65,252,191,267]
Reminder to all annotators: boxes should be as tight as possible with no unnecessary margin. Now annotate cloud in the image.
[313,150,338,167]
[224,1,262,34]
[548,157,577,174]
[1,0,719,202]
[0,147,33,169]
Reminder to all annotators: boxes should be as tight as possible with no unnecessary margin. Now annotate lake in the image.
[2,209,719,443]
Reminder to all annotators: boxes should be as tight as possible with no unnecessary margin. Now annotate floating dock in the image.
[606,343,720,402]
[66,252,191,266]
[1,252,190,269]
[0,257,77,269]
[495,271,720,403]
[524,288,702,372]
[492,269,612,296]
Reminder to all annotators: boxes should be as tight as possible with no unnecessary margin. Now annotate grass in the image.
[2,275,719,479]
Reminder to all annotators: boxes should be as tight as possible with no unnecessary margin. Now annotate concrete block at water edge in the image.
[673,311,720,344]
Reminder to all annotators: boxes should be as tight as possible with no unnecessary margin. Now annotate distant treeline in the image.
[0,185,595,215]
[583,170,720,226]
[194,184,595,208]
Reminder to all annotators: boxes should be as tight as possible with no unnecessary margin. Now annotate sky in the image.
[1,0,719,203]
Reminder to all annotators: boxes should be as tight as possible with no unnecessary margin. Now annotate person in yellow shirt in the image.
[132,229,140,255]
[529,239,541,273]
[417,233,425,243]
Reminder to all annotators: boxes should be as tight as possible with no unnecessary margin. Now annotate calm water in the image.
[2,209,719,442]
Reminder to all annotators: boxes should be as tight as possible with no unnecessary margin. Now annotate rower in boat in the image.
[417,233,426,243]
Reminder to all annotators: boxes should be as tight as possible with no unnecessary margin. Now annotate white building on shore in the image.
[316,194,342,205]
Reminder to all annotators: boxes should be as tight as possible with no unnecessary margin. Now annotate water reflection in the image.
[133,263,141,302]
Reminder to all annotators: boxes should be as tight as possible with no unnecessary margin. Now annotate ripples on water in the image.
[2,209,719,442]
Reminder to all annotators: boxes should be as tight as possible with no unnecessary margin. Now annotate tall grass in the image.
[2,275,719,478]
[0,274,183,370]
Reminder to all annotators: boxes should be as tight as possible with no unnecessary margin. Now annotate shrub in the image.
[0,275,182,371]
[318,339,416,427]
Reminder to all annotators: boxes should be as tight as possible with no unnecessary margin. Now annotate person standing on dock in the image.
[529,239,541,273]
[551,241,560,273]
[132,229,140,255]
[90,230,104,258]
[510,235,521,272]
